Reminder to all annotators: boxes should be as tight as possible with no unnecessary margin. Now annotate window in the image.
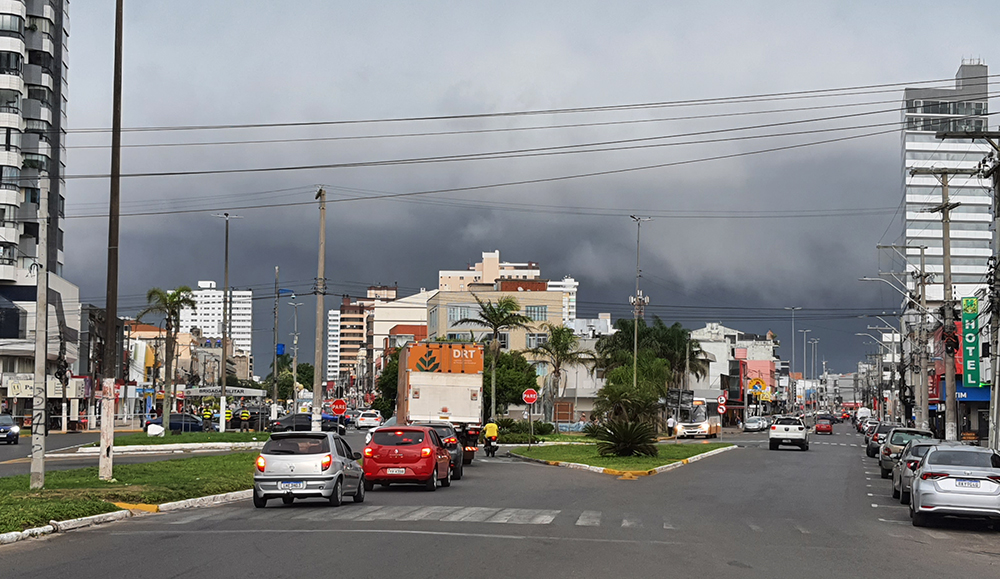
[2,128,19,152]
[0,166,18,190]
[27,50,52,75]
[27,16,52,39]
[526,333,548,348]
[525,305,547,321]
[0,51,21,75]
[334,438,347,457]
[448,305,475,325]
[27,86,52,107]
[0,14,23,37]
[22,153,48,172]
[485,332,509,350]
[0,243,15,265]
[0,89,18,114]
[371,430,424,446]
[446,332,469,341]
[261,436,330,455]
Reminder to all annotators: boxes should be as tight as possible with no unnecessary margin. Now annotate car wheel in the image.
[900,490,910,505]
[363,479,375,491]
[329,477,343,507]
[891,479,900,499]
[880,467,891,479]
[911,509,932,527]
[425,467,438,491]
[452,461,463,480]
[441,465,452,488]
[13,436,19,445]
[802,443,809,451]
[282,496,294,505]
[252,489,268,509]
[769,441,778,450]
[353,477,366,503]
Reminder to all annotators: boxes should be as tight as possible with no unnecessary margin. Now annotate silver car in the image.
[878,428,934,478]
[253,431,366,508]
[910,445,1000,527]
[743,416,767,432]
[891,439,937,504]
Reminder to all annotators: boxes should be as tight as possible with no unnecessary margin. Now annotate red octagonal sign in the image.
[331,399,348,415]
[522,388,538,405]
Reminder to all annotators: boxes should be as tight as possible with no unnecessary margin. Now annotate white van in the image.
[855,407,872,421]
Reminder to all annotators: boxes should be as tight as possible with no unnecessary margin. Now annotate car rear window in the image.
[361,412,378,418]
[372,430,425,446]
[890,431,931,445]
[262,436,330,455]
[775,418,801,426]
[927,450,1000,468]
[906,445,933,458]
[817,419,831,425]
[876,424,899,434]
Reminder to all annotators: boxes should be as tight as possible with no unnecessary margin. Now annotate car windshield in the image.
[0,415,13,426]
[927,450,1000,468]
[372,430,425,446]
[889,431,930,445]
[262,436,330,455]
[775,418,800,426]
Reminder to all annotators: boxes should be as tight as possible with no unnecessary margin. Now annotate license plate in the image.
[387,468,405,475]
[782,439,791,444]
[955,479,980,488]
[278,481,305,490]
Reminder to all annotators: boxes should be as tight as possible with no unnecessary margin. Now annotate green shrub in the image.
[533,422,555,436]
[582,422,603,438]
[594,418,658,457]
[497,433,539,444]
[495,417,517,432]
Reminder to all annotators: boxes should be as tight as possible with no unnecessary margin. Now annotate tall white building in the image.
[547,276,579,323]
[903,61,992,305]
[326,309,340,382]
[179,281,253,353]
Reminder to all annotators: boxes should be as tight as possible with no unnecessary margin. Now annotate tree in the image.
[377,350,400,402]
[138,286,196,433]
[525,323,594,421]
[483,351,540,419]
[648,319,709,390]
[456,294,532,420]
[594,351,667,423]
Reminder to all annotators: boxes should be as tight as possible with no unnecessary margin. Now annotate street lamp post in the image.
[628,216,651,396]
[784,307,802,412]
[798,329,811,409]
[213,212,241,433]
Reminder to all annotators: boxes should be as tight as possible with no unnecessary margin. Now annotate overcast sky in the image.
[62,1,999,377]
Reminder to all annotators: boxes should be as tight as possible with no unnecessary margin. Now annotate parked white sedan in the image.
[356,411,383,429]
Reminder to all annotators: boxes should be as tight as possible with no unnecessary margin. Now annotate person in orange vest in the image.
[239,405,251,432]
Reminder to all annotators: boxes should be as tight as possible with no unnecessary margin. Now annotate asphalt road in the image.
[3,423,998,577]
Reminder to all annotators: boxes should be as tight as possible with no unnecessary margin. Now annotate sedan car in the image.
[357,411,383,429]
[253,431,365,508]
[743,416,767,432]
[269,413,346,435]
[878,427,934,478]
[863,420,881,446]
[892,439,938,504]
[0,413,20,444]
[363,426,453,491]
[866,423,903,458]
[412,422,464,480]
[910,445,1000,527]
[145,413,214,433]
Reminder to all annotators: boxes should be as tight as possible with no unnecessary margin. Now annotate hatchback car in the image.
[412,422,464,480]
[743,416,767,432]
[253,431,365,508]
[268,413,346,435]
[892,439,938,504]
[866,423,902,458]
[878,428,934,478]
[363,426,453,491]
[769,416,809,450]
[0,414,19,444]
[357,411,383,429]
[145,413,213,433]
[910,445,1000,527]
[815,419,833,435]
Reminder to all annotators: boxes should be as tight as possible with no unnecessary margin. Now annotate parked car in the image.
[743,416,767,432]
[362,426,453,490]
[863,420,881,445]
[910,445,1000,527]
[878,428,934,478]
[269,413,346,435]
[412,421,464,480]
[866,423,902,458]
[252,431,365,508]
[815,418,833,435]
[769,416,809,451]
[344,409,361,427]
[0,414,20,444]
[357,411,383,429]
[892,439,939,504]
[145,413,214,433]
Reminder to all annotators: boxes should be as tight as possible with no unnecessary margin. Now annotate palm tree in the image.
[456,294,532,421]
[138,286,196,432]
[648,319,709,390]
[525,323,594,422]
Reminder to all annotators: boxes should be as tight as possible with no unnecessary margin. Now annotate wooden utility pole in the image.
[312,189,327,432]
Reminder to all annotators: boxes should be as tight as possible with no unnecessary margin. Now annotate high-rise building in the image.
[337,296,365,379]
[546,276,579,323]
[326,309,340,382]
[179,281,253,353]
[903,61,992,305]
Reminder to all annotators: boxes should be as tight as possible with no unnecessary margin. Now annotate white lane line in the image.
[356,506,422,521]
[396,506,462,521]
[575,511,602,527]
[748,522,763,532]
[867,493,873,497]
[851,444,859,447]
[621,518,642,528]
[840,444,848,446]
[441,507,501,522]
[526,510,559,525]
[485,509,519,524]
[795,524,810,535]
[166,512,211,525]
[878,518,910,525]
[662,519,675,530]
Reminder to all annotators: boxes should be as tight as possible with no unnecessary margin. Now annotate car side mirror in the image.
[352,452,362,460]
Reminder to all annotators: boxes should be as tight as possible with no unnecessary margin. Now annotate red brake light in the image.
[882,446,892,455]
[445,437,457,444]
[255,455,266,472]
[420,447,432,457]
[988,476,1000,483]
[770,426,776,430]
[921,472,947,481]
[321,454,333,470]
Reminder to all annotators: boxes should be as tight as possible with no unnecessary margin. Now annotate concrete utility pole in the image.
[214,212,241,433]
[290,298,301,413]
[271,266,279,420]
[628,216,651,394]
[912,167,978,441]
[312,189,327,432]
[784,307,802,411]
[918,246,929,431]
[29,187,48,489]
[98,0,125,484]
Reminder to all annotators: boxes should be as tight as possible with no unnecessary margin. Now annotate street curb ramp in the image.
[508,445,737,479]
[0,489,252,547]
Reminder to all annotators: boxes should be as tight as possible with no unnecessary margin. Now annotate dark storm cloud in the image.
[62,1,998,375]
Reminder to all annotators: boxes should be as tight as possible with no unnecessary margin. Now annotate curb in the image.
[508,445,737,479]
[1,488,252,547]
[76,441,266,454]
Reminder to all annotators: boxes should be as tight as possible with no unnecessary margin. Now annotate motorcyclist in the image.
[483,418,499,456]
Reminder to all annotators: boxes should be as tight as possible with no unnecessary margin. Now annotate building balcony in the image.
[0,262,14,281]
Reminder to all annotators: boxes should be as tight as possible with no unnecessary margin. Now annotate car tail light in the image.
[921,472,947,481]
[906,460,920,471]
[987,476,1000,483]
[420,447,432,457]
[255,455,266,472]
[797,426,804,431]
[445,437,458,444]
[770,426,776,430]
[321,454,333,470]
[882,446,892,456]
[363,447,373,457]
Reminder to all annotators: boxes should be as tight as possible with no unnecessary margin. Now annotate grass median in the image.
[511,442,732,472]
[0,452,256,533]
[110,431,270,446]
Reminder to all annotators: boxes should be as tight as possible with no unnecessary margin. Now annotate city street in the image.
[2,423,997,577]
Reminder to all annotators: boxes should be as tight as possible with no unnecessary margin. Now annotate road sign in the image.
[331,398,348,415]
[717,404,727,414]
[748,378,766,392]
[522,388,538,405]
[717,394,727,405]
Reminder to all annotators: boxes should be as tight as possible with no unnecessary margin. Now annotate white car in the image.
[769,416,809,451]
[356,411,382,429]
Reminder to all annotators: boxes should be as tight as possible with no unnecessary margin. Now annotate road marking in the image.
[485,509,559,525]
[326,505,383,520]
[918,529,951,540]
[356,506,422,521]
[441,507,501,522]
[747,522,763,532]
[840,444,847,446]
[290,509,339,522]
[396,506,462,521]
[794,524,810,534]
[662,519,675,530]
[166,512,211,525]
[575,511,601,527]
[621,517,642,528]
[867,493,873,496]
[878,518,910,525]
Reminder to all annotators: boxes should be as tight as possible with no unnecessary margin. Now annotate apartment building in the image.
[179,281,253,353]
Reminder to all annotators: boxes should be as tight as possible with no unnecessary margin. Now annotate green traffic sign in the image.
[961,297,981,388]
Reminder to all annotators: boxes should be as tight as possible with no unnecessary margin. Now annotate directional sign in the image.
[717,394,727,405]
[331,398,348,415]
[748,378,766,392]
[717,404,727,414]
[522,388,538,405]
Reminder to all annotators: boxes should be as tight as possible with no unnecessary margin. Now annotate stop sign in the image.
[331,399,348,415]
[522,388,538,405]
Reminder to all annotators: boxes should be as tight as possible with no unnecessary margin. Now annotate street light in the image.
[784,307,802,411]
[857,333,891,420]
[859,278,938,320]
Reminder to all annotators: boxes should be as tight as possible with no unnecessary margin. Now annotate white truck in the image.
[397,343,484,464]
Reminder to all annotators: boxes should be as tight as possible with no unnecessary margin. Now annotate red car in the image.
[815,419,833,435]
[363,426,453,491]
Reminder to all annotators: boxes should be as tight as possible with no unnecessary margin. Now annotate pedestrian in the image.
[239,405,250,432]
[666,415,677,435]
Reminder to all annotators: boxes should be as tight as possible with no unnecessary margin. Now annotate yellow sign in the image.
[758,391,773,401]
[748,378,766,392]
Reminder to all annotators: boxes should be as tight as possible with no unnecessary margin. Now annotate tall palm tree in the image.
[648,319,709,390]
[525,323,594,421]
[138,286,196,432]
[456,294,532,421]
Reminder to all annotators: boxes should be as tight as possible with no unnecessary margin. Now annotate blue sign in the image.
[932,378,992,403]
[277,343,285,355]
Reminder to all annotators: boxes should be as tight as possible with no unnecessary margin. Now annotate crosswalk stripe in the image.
[356,506,423,521]
[662,519,675,530]
[575,511,601,526]
[621,517,641,528]
[290,509,338,522]
[326,505,383,520]
[167,512,212,525]
[441,507,501,522]
[396,506,463,521]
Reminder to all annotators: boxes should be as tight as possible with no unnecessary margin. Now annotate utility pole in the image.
[312,189,327,432]
[784,307,802,412]
[918,246,929,431]
[29,186,48,489]
[97,0,125,484]
[628,216,651,395]
[271,266,279,420]
[214,212,241,433]
[290,298,301,413]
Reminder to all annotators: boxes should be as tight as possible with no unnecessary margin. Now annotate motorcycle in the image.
[484,435,499,457]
